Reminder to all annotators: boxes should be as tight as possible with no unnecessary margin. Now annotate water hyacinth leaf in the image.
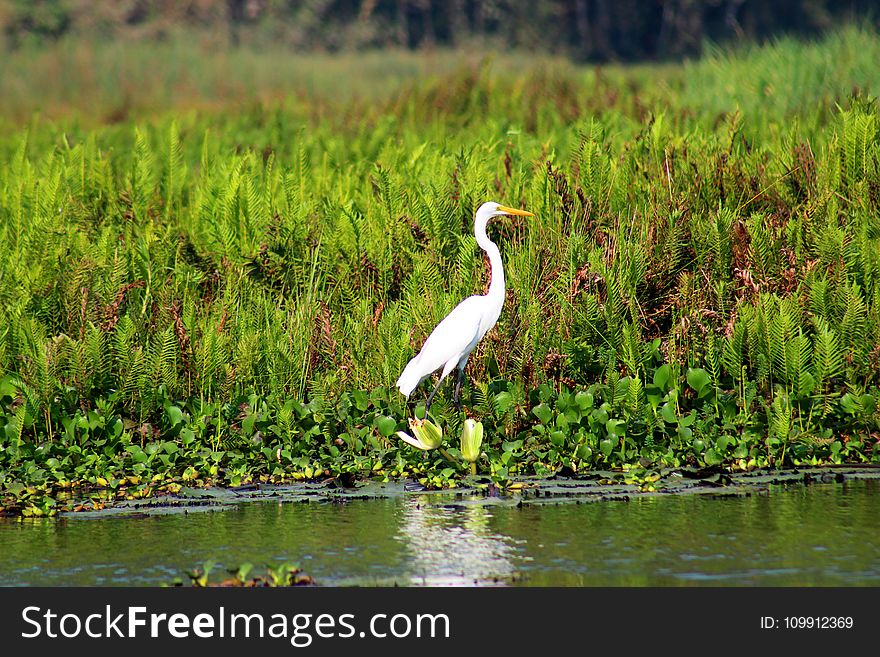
[493,392,514,415]
[352,390,370,412]
[532,403,552,425]
[686,368,711,395]
[574,391,593,411]
[556,392,572,413]
[165,405,184,428]
[645,385,663,409]
[235,563,254,582]
[87,411,102,430]
[376,416,397,437]
[605,419,625,437]
[555,413,569,431]
[716,435,735,452]
[109,418,124,439]
[704,448,722,465]
[653,364,672,391]
[537,384,553,403]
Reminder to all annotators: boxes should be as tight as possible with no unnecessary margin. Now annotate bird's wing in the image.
[410,295,485,376]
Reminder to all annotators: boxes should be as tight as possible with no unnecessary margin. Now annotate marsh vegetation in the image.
[1,27,880,516]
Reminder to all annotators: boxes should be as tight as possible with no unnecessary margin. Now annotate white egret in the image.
[396,201,534,413]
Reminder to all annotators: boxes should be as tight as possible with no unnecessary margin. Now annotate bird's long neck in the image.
[476,227,505,306]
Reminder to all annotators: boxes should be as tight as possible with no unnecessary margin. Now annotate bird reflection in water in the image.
[394,497,523,586]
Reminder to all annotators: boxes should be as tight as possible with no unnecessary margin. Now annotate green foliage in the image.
[2,32,880,515]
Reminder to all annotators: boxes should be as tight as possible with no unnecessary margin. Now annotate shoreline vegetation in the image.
[2,27,880,517]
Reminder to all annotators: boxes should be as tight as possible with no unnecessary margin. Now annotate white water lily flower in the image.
[397,417,443,450]
[460,418,484,463]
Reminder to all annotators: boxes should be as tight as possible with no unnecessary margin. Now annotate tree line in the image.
[2,0,876,60]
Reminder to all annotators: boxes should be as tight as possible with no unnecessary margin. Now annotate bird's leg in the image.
[453,368,465,412]
[424,378,443,416]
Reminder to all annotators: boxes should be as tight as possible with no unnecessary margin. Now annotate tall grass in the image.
[0,37,571,128]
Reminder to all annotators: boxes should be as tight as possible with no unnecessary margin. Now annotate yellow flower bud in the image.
[460,418,484,463]
[397,417,443,450]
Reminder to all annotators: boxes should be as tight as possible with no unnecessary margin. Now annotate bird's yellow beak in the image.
[497,205,534,217]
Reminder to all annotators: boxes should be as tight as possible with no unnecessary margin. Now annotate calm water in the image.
[1,480,879,586]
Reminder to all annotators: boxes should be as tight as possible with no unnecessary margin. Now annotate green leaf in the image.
[494,391,514,415]
[686,368,710,395]
[653,364,671,391]
[555,413,570,431]
[352,390,370,412]
[716,435,735,452]
[532,403,552,425]
[703,448,722,465]
[87,411,102,430]
[376,416,397,437]
[574,391,594,411]
[0,376,18,400]
[166,405,184,428]
[605,419,625,437]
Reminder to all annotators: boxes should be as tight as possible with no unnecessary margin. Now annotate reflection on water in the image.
[395,500,520,585]
[1,480,879,586]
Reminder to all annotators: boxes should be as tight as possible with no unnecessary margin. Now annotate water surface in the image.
[1,480,878,586]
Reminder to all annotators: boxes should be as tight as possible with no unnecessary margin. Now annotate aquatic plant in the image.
[398,418,444,451]
[170,561,315,587]
[460,419,484,474]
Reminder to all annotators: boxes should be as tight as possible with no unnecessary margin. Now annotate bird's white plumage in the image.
[396,201,533,404]
[396,295,484,397]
